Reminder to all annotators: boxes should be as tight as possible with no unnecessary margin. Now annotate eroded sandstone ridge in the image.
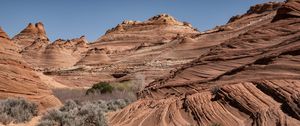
[94,14,198,52]
[0,28,61,110]
[36,14,201,87]
[21,36,89,69]
[13,22,48,49]
[1,0,300,125]
[108,1,300,126]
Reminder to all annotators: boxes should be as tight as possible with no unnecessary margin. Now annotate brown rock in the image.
[76,48,111,66]
[247,2,283,14]
[0,27,10,39]
[36,22,46,35]
[228,2,283,24]
[108,3,300,126]
[21,36,88,69]
[13,22,48,49]
[273,0,300,21]
[94,14,199,52]
[0,30,61,111]
[2,2,296,125]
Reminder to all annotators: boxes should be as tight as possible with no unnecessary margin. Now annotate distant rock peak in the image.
[51,36,88,48]
[19,22,47,36]
[13,22,49,48]
[104,14,195,35]
[147,14,193,27]
[35,22,46,35]
[121,20,141,25]
[147,14,178,24]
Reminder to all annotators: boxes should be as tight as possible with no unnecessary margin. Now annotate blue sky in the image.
[0,0,282,42]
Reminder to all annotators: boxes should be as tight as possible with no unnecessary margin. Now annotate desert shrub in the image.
[132,73,146,92]
[38,99,131,126]
[0,98,38,125]
[53,88,137,103]
[86,82,114,95]
[211,123,222,126]
[111,81,133,91]
[0,113,13,125]
[106,99,129,111]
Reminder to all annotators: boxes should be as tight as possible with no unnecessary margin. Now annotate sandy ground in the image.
[37,72,68,89]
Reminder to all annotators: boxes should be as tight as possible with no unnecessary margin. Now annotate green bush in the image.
[0,98,38,125]
[86,82,114,95]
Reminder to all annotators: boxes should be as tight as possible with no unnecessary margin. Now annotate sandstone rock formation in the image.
[247,2,283,14]
[13,22,48,49]
[42,14,201,87]
[76,48,111,66]
[3,1,300,125]
[0,28,61,111]
[92,14,199,52]
[20,35,88,69]
[228,2,283,23]
[108,1,300,126]
[0,27,10,39]
[39,4,286,88]
[273,0,300,21]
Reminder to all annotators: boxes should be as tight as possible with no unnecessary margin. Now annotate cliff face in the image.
[108,1,300,126]
[0,29,61,111]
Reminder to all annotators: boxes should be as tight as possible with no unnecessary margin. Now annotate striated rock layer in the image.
[13,22,48,49]
[109,1,300,126]
[21,36,89,69]
[91,14,199,52]
[24,2,288,88]
[40,14,201,87]
[4,2,300,125]
[0,29,61,111]
[273,0,300,21]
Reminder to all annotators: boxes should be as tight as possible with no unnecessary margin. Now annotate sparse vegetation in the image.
[38,99,130,126]
[86,82,114,95]
[53,88,137,103]
[48,77,146,126]
[0,98,38,125]
[52,78,147,104]
[211,123,222,126]
[133,73,146,92]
